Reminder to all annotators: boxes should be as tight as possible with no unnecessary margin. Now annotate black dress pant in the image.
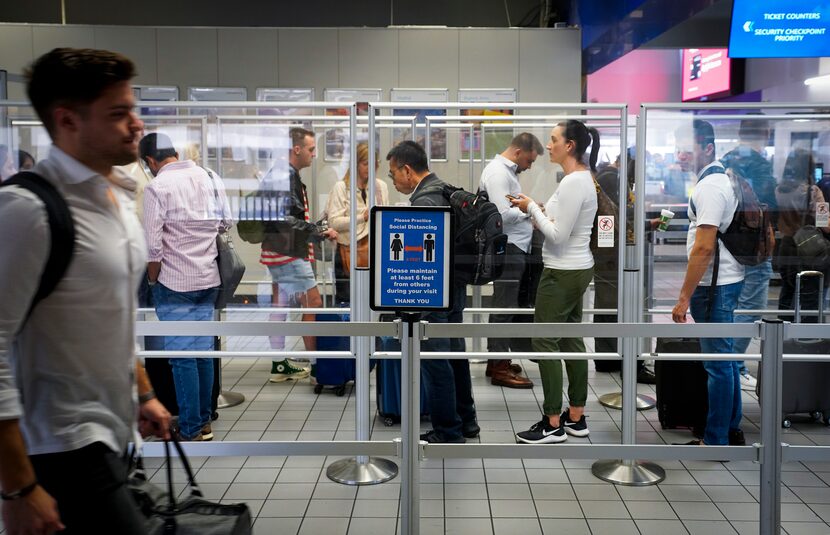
[488,242,542,353]
[30,442,147,535]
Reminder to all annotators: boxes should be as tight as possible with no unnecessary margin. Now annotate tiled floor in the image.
[132,344,830,535]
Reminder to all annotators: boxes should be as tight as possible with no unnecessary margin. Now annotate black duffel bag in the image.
[129,436,252,535]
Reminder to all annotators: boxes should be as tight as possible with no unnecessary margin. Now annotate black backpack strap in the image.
[0,172,76,323]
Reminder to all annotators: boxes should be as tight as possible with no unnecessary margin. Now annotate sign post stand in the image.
[369,205,454,535]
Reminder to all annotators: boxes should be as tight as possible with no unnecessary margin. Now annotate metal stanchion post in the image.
[399,314,421,535]
[328,104,398,486]
[591,270,665,485]
[215,307,245,409]
[759,319,784,535]
[593,110,664,485]
[598,113,654,412]
[326,271,398,485]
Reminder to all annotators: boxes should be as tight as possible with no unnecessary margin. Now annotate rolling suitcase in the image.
[376,335,429,427]
[313,310,355,397]
[758,271,830,427]
[655,338,708,436]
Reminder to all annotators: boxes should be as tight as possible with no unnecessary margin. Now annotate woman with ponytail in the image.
[510,120,599,444]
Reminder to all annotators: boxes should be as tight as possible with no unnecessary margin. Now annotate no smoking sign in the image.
[597,215,615,248]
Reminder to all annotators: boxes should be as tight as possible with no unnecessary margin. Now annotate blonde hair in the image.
[343,142,371,187]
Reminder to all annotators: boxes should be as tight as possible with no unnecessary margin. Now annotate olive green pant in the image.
[533,267,594,416]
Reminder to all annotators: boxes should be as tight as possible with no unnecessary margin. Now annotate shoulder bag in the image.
[206,170,246,309]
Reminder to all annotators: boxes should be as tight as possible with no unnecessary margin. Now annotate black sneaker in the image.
[516,417,566,444]
[729,429,746,446]
[462,421,480,439]
[560,409,589,437]
[420,430,465,444]
[636,367,657,385]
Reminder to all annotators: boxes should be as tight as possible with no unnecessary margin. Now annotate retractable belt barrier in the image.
[136,318,830,535]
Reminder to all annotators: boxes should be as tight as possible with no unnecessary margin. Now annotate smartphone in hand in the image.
[505,194,519,201]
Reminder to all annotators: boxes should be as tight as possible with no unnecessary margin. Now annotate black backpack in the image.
[0,172,76,324]
[693,163,773,267]
[441,185,508,285]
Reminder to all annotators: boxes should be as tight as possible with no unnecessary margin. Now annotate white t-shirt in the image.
[687,162,744,286]
[528,169,597,270]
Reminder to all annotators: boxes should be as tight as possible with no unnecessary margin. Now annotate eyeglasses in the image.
[387,165,405,179]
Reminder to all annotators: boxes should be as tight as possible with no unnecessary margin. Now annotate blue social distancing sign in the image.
[370,206,453,312]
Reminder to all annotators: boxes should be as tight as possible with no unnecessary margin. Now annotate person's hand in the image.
[321,228,338,241]
[672,297,690,324]
[138,398,172,440]
[509,193,534,214]
[362,209,369,222]
[649,217,661,230]
[2,486,65,535]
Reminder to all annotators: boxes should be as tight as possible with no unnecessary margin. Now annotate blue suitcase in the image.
[376,336,430,426]
[314,311,354,397]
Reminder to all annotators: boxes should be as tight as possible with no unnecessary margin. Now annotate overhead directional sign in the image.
[370,206,453,312]
[729,0,830,58]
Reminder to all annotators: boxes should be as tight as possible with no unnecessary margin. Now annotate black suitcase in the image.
[758,271,830,427]
[655,338,708,436]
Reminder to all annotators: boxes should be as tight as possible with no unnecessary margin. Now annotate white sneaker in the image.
[740,371,757,391]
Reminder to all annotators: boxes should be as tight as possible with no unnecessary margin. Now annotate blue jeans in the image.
[153,283,219,439]
[689,281,744,446]
[421,284,476,440]
[732,260,772,371]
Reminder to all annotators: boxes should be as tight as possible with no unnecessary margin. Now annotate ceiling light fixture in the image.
[804,74,830,86]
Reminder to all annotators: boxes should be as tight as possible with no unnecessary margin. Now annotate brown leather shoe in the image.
[486,360,522,377]
[490,361,533,389]
[491,370,533,388]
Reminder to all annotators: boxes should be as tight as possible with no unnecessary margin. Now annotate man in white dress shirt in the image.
[479,133,544,389]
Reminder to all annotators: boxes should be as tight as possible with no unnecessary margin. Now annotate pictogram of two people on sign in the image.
[390,233,435,262]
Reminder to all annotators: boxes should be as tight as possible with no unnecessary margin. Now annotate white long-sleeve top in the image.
[527,169,597,270]
[0,146,146,455]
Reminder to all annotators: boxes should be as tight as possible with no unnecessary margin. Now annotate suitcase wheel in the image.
[313,384,323,395]
[825,416,830,427]
[782,419,792,429]
[383,416,394,427]
[811,411,824,423]
[335,385,346,397]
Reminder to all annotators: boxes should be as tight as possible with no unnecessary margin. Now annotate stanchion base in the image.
[598,392,656,411]
[591,459,665,486]
[217,390,245,409]
[327,457,399,486]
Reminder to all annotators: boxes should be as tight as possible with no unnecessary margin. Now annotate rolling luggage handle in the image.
[793,270,825,335]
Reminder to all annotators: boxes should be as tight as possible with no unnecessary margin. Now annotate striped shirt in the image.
[260,185,315,266]
[143,160,233,292]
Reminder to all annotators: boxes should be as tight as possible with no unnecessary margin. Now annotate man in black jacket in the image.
[261,128,337,382]
[719,117,776,390]
[386,141,478,443]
